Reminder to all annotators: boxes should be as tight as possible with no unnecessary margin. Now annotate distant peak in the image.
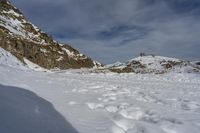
[105,55,200,74]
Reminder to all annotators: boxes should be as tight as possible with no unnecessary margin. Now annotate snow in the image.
[107,55,199,73]
[1,4,101,67]
[106,61,126,69]
[59,44,97,63]
[130,55,182,71]
[40,48,48,53]
[0,48,48,72]
[23,58,47,71]
[62,47,75,57]
[0,15,27,37]
[61,47,85,59]
[105,106,119,113]
[1,7,48,45]
[86,102,105,110]
[56,56,64,61]
[0,52,200,133]
[0,48,23,68]
[130,56,180,69]
[132,55,181,64]
[0,84,79,133]
[6,9,21,17]
[93,60,102,68]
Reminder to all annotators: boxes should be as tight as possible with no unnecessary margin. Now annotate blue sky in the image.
[11,0,200,63]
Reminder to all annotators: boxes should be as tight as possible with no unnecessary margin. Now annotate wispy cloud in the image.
[11,0,200,63]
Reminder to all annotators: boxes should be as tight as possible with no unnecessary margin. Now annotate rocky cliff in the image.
[0,0,101,69]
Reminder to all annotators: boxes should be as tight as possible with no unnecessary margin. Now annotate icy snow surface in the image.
[0,52,200,133]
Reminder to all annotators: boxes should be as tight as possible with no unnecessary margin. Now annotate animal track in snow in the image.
[119,109,144,120]
[86,102,105,110]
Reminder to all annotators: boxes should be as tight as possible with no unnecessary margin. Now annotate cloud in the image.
[11,0,200,63]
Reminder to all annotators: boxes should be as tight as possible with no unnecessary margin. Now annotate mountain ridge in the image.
[0,0,102,69]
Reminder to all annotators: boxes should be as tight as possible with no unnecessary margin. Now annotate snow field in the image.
[0,52,200,133]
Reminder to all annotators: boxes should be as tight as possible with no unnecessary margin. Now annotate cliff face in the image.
[0,0,101,69]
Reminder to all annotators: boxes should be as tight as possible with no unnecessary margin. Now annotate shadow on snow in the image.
[0,84,79,133]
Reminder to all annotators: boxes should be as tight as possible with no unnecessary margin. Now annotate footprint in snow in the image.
[161,127,178,133]
[105,106,119,113]
[119,103,130,110]
[111,115,146,133]
[88,85,104,89]
[112,118,134,132]
[181,101,200,111]
[100,96,117,103]
[86,102,105,110]
[119,109,144,120]
[141,110,161,124]
[68,101,77,106]
[112,125,125,133]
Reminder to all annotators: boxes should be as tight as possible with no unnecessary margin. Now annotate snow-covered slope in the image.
[0,47,49,71]
[107,55,200,74]
[0,0,51,44]
[0,56,200,133]
[0,47,23,67]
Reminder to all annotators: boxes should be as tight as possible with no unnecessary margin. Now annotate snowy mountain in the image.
[106,55,200,74]
[1,1,200,133]
[0,21,200,133]
[0,0,101,69]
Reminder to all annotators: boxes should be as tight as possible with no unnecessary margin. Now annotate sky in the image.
[11,0,200,64]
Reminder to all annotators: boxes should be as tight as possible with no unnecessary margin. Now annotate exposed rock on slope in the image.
[106,55,200,74]
[0,0,101,69]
